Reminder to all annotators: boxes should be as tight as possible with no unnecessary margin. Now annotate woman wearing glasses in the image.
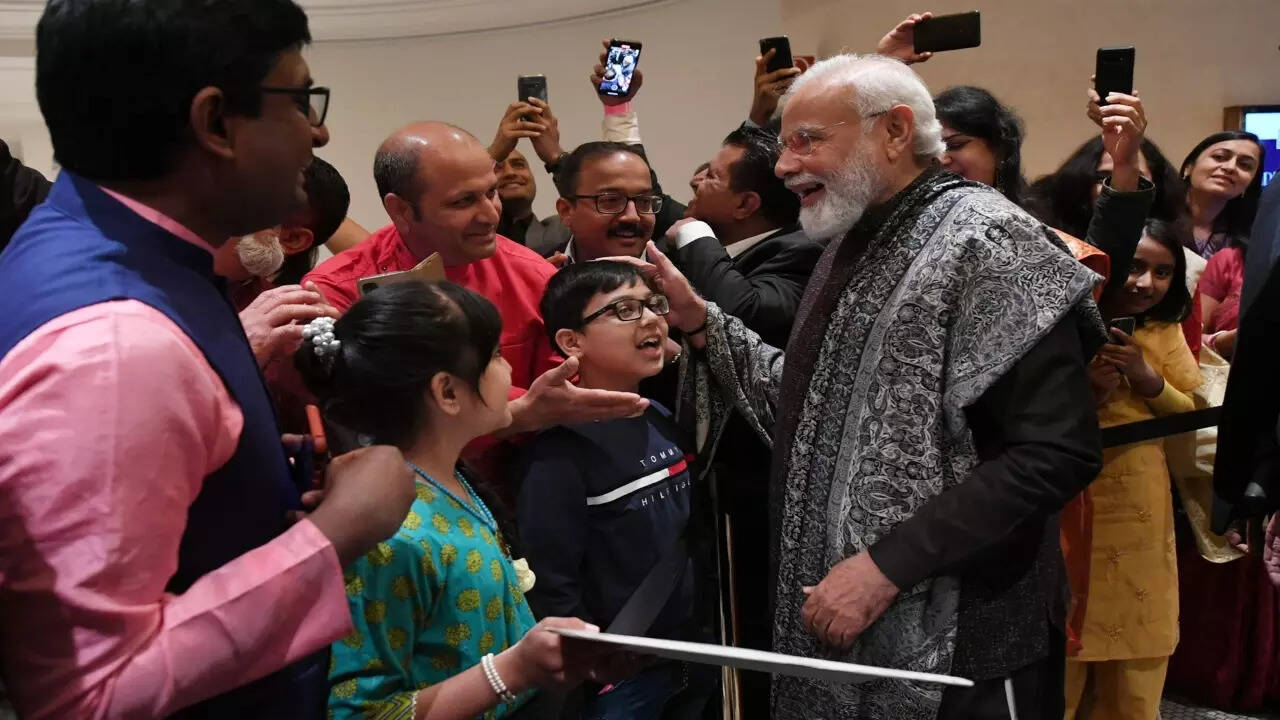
[517,261,719,720]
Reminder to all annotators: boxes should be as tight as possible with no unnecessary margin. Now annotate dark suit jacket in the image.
[671,226,822,348]
[1214,180,1280,529]
[1,140,51,252]
[523,215,574,258]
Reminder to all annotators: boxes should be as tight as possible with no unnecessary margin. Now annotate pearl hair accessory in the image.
[301,316,340,367]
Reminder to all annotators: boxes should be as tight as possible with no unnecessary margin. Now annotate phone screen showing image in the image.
[599,41,642,97]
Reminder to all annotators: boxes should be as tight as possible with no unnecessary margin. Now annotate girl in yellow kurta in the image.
[1067,220,1202,720]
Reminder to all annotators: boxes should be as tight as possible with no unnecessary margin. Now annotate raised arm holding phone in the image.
[749,47,803,127]
[489,95,574,256]
[876,11,938,64]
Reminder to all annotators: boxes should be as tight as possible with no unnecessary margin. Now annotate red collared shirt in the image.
[305,225,561,393]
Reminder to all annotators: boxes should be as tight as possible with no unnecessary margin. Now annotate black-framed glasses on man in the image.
[261,86,330,128]
[569,192,664,215]
[580,294,671,325]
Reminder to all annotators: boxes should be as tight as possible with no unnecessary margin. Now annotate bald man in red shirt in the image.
[305,123,646,461]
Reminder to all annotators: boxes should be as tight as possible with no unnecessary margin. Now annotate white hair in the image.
[782,53,945,162]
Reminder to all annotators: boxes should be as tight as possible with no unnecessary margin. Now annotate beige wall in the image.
[780,0,1280,180]
[9,1,1276,230]
[307,0,781,231]
[0,0,779,234]
[0,56,53,176]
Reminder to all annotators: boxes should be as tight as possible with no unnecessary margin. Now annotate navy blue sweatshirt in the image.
[516,402,696,639]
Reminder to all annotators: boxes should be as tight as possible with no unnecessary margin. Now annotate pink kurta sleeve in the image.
[0,300,351,720]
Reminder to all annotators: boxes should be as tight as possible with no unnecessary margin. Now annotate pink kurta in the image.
[0,197,351,719]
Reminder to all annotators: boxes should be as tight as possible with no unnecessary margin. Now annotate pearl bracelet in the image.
[481,653,517,705]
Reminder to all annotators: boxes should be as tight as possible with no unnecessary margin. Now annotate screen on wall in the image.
[1241,106,1280,187]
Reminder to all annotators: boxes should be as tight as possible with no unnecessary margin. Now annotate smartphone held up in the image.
[598,40,642,98]
[913,11,981,54]
[518,74,548,104]
[760,36,793,73]
[1095,46,1135,102]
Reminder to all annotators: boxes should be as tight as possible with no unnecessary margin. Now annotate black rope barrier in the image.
[1100,406,1223,449]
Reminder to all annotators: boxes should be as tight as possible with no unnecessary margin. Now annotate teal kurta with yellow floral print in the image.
[329,479,537,719]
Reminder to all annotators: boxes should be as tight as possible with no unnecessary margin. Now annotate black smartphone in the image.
[517,74,548,104]
[1108,316,1136,343]
[1095,47,1135,102]
[598,39,642,98]
[913,11,981,53]
[760,36,793,73]
[288,435,315,494]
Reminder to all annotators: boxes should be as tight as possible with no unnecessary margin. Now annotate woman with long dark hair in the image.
[1027,132,1210,350]
[1181,131,1264,259]
[933,85,1030,204]
[1028,136,1186,242]
[1172,132,1266,363]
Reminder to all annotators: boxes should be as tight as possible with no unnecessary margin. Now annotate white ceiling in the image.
[0,0,664,42]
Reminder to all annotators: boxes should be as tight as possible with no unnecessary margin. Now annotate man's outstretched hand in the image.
[504,356,649,435]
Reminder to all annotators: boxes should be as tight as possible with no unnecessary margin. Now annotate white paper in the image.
[550,629,974,688]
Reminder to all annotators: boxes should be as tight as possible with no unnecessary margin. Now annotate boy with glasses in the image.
[516,261,718,719]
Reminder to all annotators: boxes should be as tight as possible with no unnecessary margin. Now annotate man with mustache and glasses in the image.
[633,54,1108,720]
[484,43,688,261]
[553,142,662,264]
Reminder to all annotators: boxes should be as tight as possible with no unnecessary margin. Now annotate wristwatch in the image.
[544,152,567,175]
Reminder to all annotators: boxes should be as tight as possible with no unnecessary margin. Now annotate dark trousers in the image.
[714,413,776,720]
[582,662,719,720]
[938,630,1066,720]
[727,486,773,720]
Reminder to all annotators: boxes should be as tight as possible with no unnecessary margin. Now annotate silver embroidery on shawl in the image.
[691,183,1102,720]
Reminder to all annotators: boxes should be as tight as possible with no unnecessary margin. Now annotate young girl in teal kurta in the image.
[331,468,536,719]
[297,282,538,719]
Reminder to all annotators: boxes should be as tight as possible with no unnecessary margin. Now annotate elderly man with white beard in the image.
[631,54,1107,719]
[217,157,351,370]
[216,230,337,372]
